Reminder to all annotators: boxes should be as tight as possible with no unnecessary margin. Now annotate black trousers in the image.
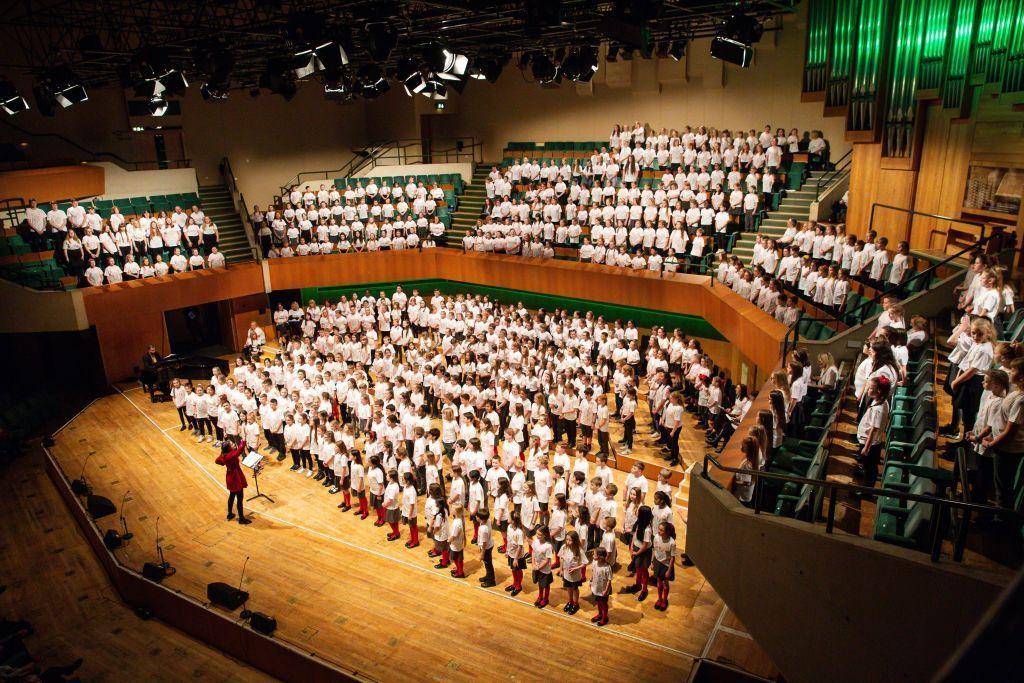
[992,447,1024,511]
[561,418,577,447]
[176,406,188,428]
[661,425,680,463]
[482,546,495,581]
[597,430,610,455]
[623,416,635,448]
[227,491,244,518]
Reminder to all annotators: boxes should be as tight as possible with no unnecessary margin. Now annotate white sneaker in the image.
[306,470,314,478]
[297,468,305,475]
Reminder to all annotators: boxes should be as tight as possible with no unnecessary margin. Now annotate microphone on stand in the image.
[119,491,133,542]
[71,452,94,496]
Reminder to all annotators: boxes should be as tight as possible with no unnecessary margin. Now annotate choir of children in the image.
[174,288,737,623]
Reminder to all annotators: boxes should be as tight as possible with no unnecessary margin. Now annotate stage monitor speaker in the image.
[249,612,277,636]
[710,37,753,68]
[71,478,90,496]
[207,582,249,610]
[103,529,123,549]
[143,562,168,582]
[87,495,117,520]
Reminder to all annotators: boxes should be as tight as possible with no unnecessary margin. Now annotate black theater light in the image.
[0,79,29,115]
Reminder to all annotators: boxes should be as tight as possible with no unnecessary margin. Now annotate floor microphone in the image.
[119,491,134,542]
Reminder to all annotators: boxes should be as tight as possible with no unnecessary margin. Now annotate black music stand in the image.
[243,452,274,504]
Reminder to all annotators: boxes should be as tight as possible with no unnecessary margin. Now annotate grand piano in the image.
[145,353,231,401]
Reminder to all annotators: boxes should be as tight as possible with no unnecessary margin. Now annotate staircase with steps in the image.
[732,170,848,264]
[198,184,254,263]
[446,165,495,245]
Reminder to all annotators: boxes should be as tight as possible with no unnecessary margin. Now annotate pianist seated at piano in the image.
[139,346,231,402]
[140,345,164,396]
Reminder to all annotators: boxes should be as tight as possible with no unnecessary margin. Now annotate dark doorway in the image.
[164,303,226,355]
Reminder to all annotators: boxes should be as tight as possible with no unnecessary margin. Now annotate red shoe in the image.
[386,533,400,541]
[373,520,385,527]
[497,546,507,554]
[427,549,440,557]
[405,541,420,549]
[434,562,450,569]
[450,570,465,578]
[637,590,648,602]
[591,614,601,623]
[360,513,369,520]
[598,618,609,627]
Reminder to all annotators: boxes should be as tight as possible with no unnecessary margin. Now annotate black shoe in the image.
[480,580,496,588]
[238,517,252,525]
[227,513,236,521]
[289,465,299,471]
[938,425,958,437]
[276,453,286,462]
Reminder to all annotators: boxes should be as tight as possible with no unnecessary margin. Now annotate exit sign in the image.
[435,102,446,110]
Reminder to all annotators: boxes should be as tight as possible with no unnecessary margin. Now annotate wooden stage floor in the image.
[40,387,777,681]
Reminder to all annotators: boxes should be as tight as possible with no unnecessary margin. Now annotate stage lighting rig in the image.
[147,96,169,116]
[0,80,29,115]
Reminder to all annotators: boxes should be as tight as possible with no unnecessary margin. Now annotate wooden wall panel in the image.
[0,164,104,203]
[84,254,787,383]
[847,143,918,245]
[269,252,788,373]
[911,108,975,250]
[81,263,264,383]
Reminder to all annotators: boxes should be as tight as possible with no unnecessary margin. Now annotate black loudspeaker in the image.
[207,582,249,610]
[710,36,753,67]
[87,495,117,519]
[103,529,123,549]
[249,612,277,636]
[71,479,90,496]
[142,562,168,582]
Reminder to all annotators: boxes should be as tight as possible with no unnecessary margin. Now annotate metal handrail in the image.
[701,451,1019,563]
[0,118,191,171]
[814,148,853,201]
[279,137,482,196]
[220,157,260,262]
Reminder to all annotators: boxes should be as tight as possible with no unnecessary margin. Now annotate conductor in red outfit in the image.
[216,437,252,524]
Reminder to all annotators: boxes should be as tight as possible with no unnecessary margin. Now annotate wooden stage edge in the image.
[41,387,780,682]
[43,403,365,683]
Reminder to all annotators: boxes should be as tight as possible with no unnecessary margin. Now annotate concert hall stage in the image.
[46,386,777,681]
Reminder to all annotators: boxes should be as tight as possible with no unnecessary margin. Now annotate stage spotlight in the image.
[134,78,165,98]
[44,67,88,108]
[147,96,169,116]
[530,52,557,83]
[469,57,504,83]
[422,81,448,101]
[710,36,753,67]
[562,46,599,82]
[424,43,469,82]
[365,21,398,62]
[200,83,229,100]
[159,70,188,97]
[668,40,686,61]
[358,64,390,98]
[0,80,29,115]
[293,49,318,79]
[315,41,349,72]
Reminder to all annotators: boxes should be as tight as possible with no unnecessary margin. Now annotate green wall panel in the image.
[293,278,727,341]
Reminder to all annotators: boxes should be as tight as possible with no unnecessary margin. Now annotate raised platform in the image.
[43,387,777,681]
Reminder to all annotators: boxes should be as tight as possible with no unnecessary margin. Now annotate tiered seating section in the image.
[2,192,209,290]
[874,344,946,549]
[332,173,464,230]
[448,130,814,277]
